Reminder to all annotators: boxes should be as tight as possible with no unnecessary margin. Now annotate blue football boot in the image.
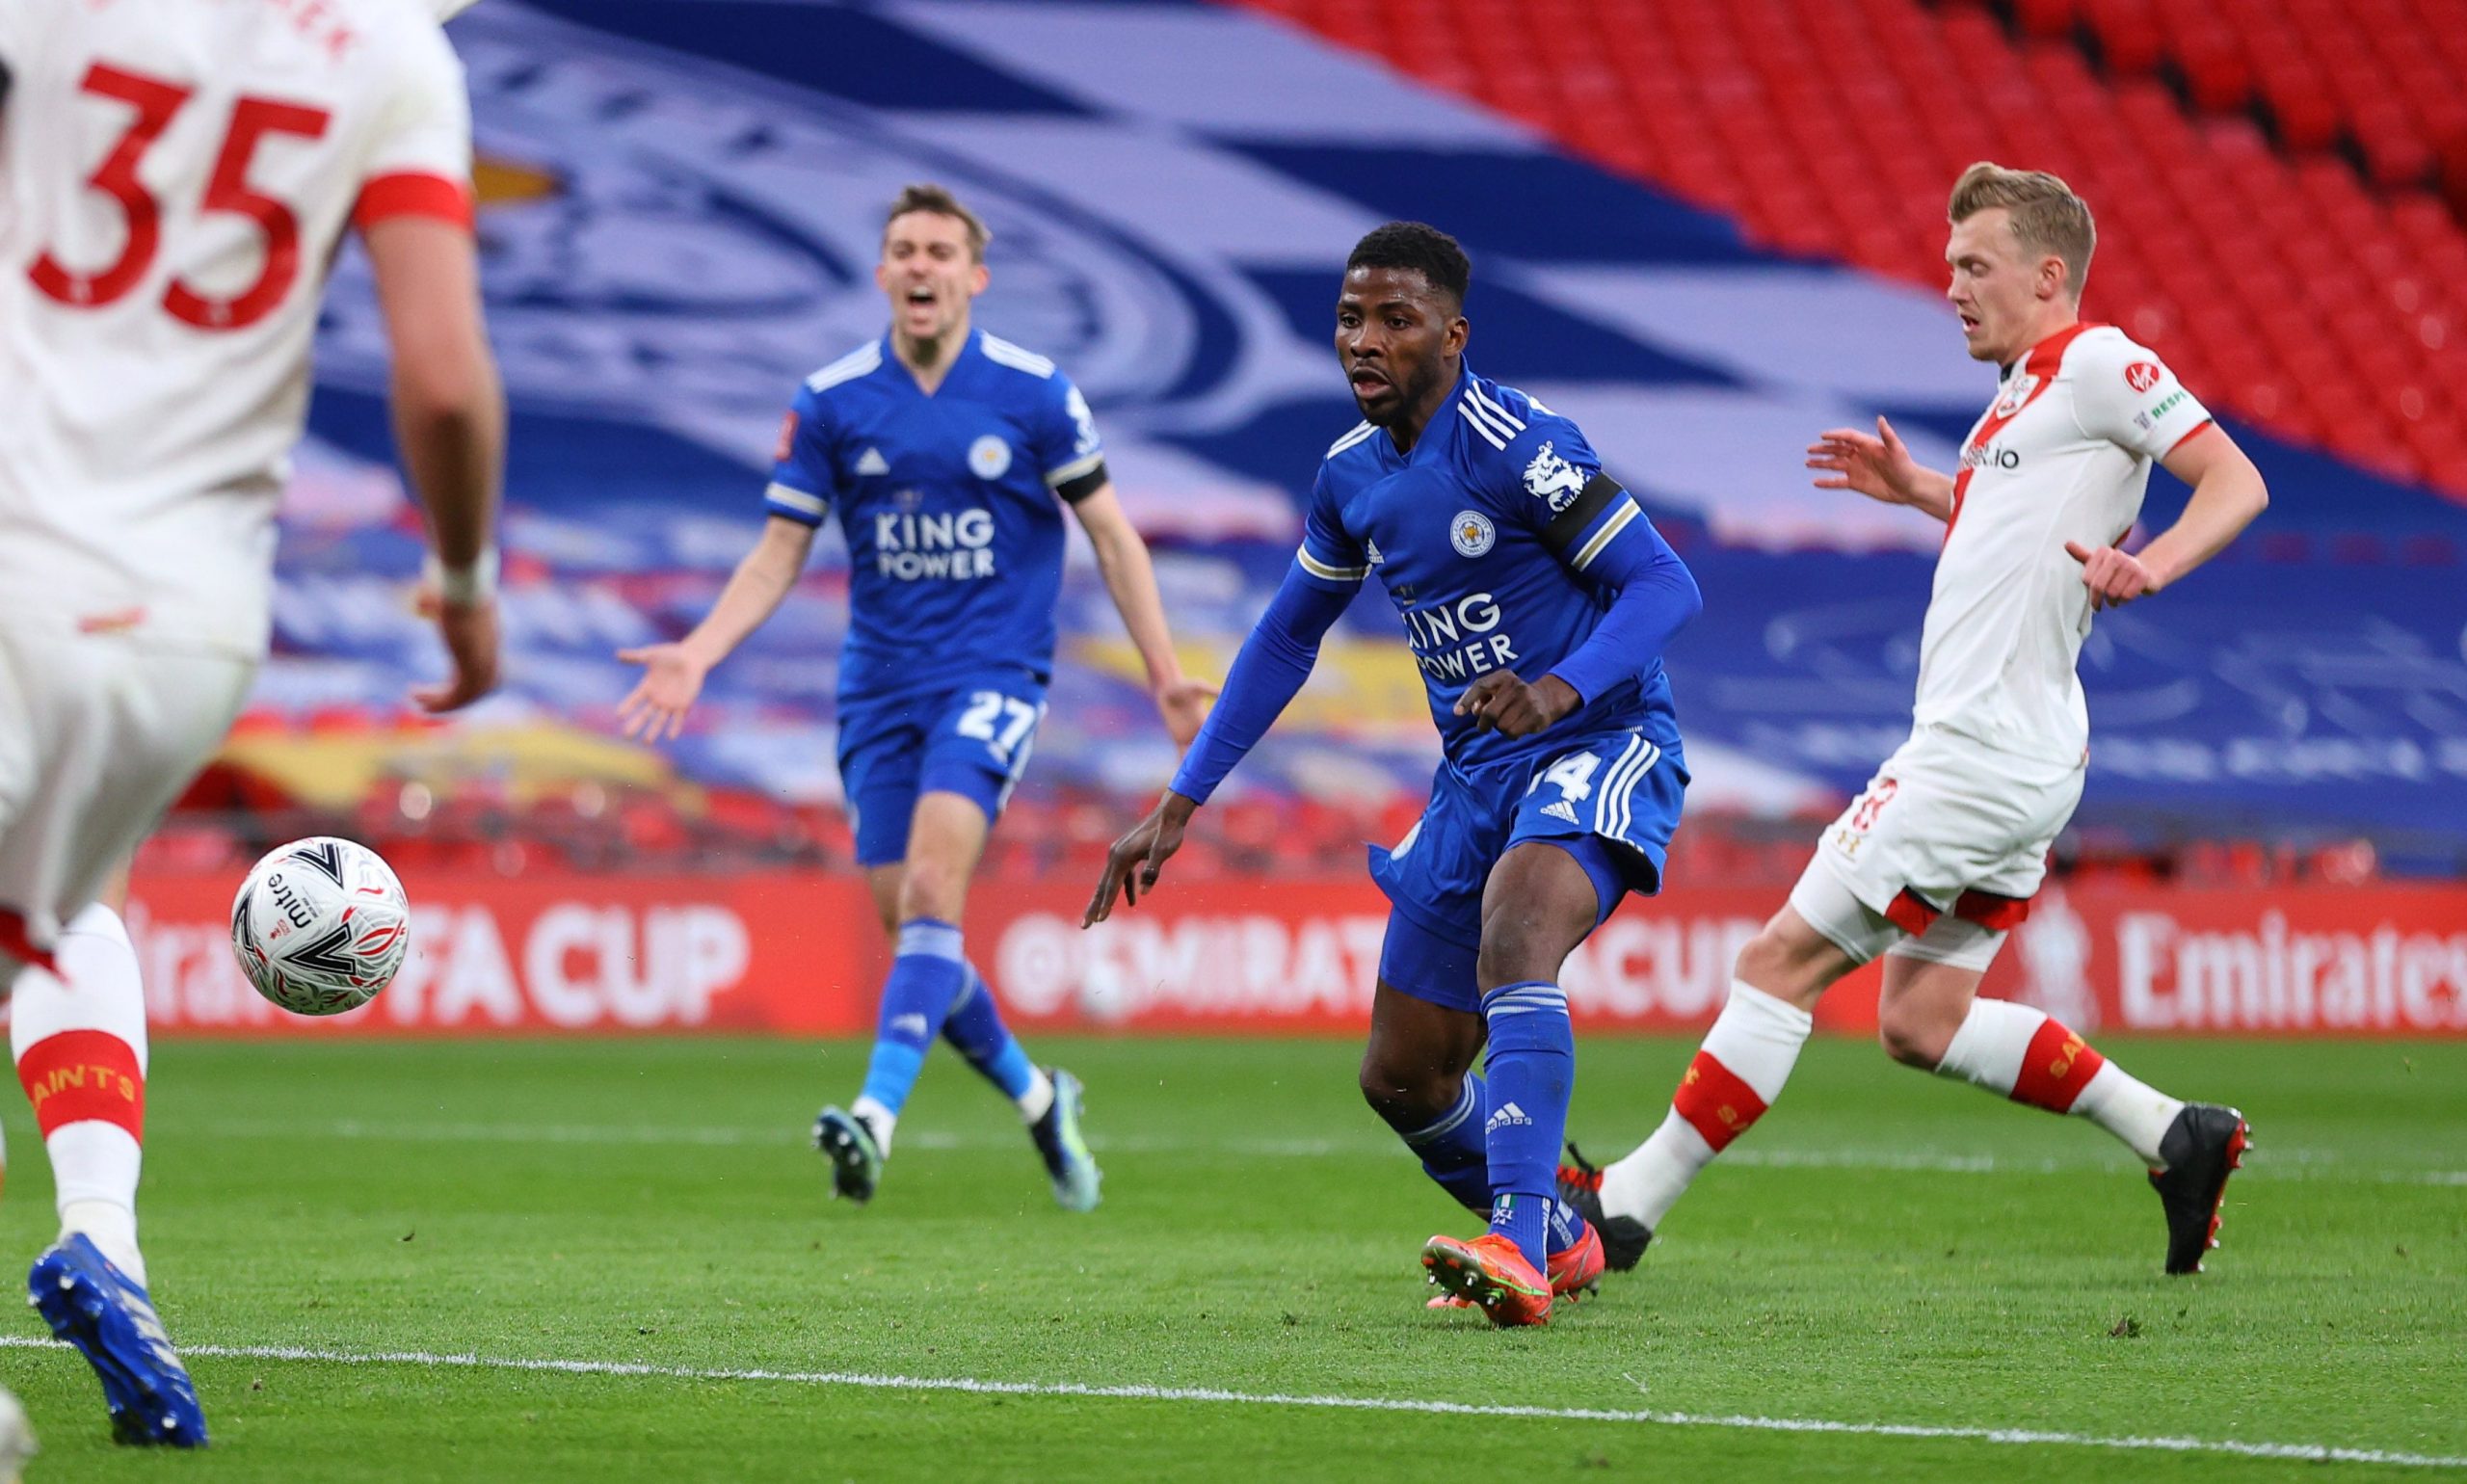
[28,1234,208,1446]
[1028,1068,1101,1212]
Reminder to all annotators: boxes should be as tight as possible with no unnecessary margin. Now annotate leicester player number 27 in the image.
[956,690,1039,765]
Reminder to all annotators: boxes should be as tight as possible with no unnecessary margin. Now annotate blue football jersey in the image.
[1298,364,1684,769]
[763,330,1106,702]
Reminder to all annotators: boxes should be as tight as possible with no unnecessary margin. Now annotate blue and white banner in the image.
[275,0,2467,854]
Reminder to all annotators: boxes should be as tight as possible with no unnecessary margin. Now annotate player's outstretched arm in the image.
[2064,425,2268,610]
[1808,415,1955,522]
[1084,791,1198,925]
[1081,562,1354,925]
[1068,485,1217,745]
[616,516,816,742]
[366,216,505,713]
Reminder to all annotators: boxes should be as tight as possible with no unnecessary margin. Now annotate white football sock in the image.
[850,1095,897,1157]
[1935,997,2182,1167]
[60,1193,143,1285]
[1598,980,1812,1231]
[1933,996,2044,1093]
[1016,1068,1054,1125]
[2071,1063,2184,1169]
[12,904,149,1286]
[1597,1109,1714,1232]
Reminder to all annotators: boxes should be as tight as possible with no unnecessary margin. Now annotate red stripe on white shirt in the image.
[1948,321,2100,542]
[353,172,474,232]
[2163,417,2217,459]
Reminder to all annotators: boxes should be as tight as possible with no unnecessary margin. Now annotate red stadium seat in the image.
[1244,0,2467,498]
[2082,0,2166,73]
[2013,0,2078,38]
[2179,35,2254,112]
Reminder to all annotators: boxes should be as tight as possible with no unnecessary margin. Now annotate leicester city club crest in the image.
[1450,510,1496,557]
[968,436,1014,480]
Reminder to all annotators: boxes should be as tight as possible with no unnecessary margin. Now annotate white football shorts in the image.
[0,620,254,978]
[1788,725,2085,971]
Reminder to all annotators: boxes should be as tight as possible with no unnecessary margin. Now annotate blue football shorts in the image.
[1370,727,1687,1013]
[836,669,1048,867]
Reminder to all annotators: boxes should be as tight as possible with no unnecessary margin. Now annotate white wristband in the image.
[425,545,500,606]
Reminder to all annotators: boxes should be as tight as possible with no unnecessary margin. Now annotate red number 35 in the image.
[30,61,331,332]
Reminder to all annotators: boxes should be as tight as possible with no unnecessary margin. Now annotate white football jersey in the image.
[1914,324,2212,763]
[0,0,473,657]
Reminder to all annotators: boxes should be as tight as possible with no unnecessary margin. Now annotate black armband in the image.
[1053,460,1110,504]
[1539,473,1627,556]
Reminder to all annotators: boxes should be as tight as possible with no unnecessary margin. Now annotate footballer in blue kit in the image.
[1087,224,1702,1325]
[621,185,1211,1211]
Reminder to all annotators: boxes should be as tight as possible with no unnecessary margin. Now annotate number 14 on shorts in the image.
[1527,753,1601,802]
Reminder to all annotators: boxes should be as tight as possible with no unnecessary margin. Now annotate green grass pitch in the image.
[0,1035,2459,1481]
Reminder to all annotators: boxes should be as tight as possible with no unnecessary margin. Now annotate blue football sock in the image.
[1549,1192,1590,1257]
[1480,981,1576,1273]
[1393,1075,1493,1218]
[1390,1073,1592,1256]
[941,962,1038,1103]
[855,918,969,1120]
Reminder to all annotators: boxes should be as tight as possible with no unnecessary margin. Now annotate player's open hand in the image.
[615,643,710,743]
[1154,677,1219,749]
[1085,792,1197,926]
[412,596,500,713]
[1809,415,1921,506]
[2065,540,2161,611]
[1454,672,1578,738]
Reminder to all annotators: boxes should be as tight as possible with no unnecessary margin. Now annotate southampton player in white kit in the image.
[1563,164,2271,1279]
[0,0,502,1445]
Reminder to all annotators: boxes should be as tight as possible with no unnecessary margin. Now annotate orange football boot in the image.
[1419,1232,1552,1327]
[1426,1222,1603,1312]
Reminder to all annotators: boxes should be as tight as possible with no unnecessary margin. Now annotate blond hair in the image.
[884,183,990,263]
[1948,162,2095,300]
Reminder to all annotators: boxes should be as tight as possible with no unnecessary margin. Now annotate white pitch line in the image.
[0,1335,2457,1471]
[188,1120,1374,1159]
[184,1120,2467,1184]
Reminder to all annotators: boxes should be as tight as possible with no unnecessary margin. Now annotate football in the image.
[228,836,412,1017]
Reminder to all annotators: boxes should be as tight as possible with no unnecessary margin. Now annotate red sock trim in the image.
[1671,1051,1769,1153]
[1883,888,1940,936]
[2010,1019,2104,1113]
[17,1030,145,1141]
[0,910,59,977]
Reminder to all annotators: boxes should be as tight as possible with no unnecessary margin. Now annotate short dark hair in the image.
[1345,222,1470,308]
[885,182,990,263]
